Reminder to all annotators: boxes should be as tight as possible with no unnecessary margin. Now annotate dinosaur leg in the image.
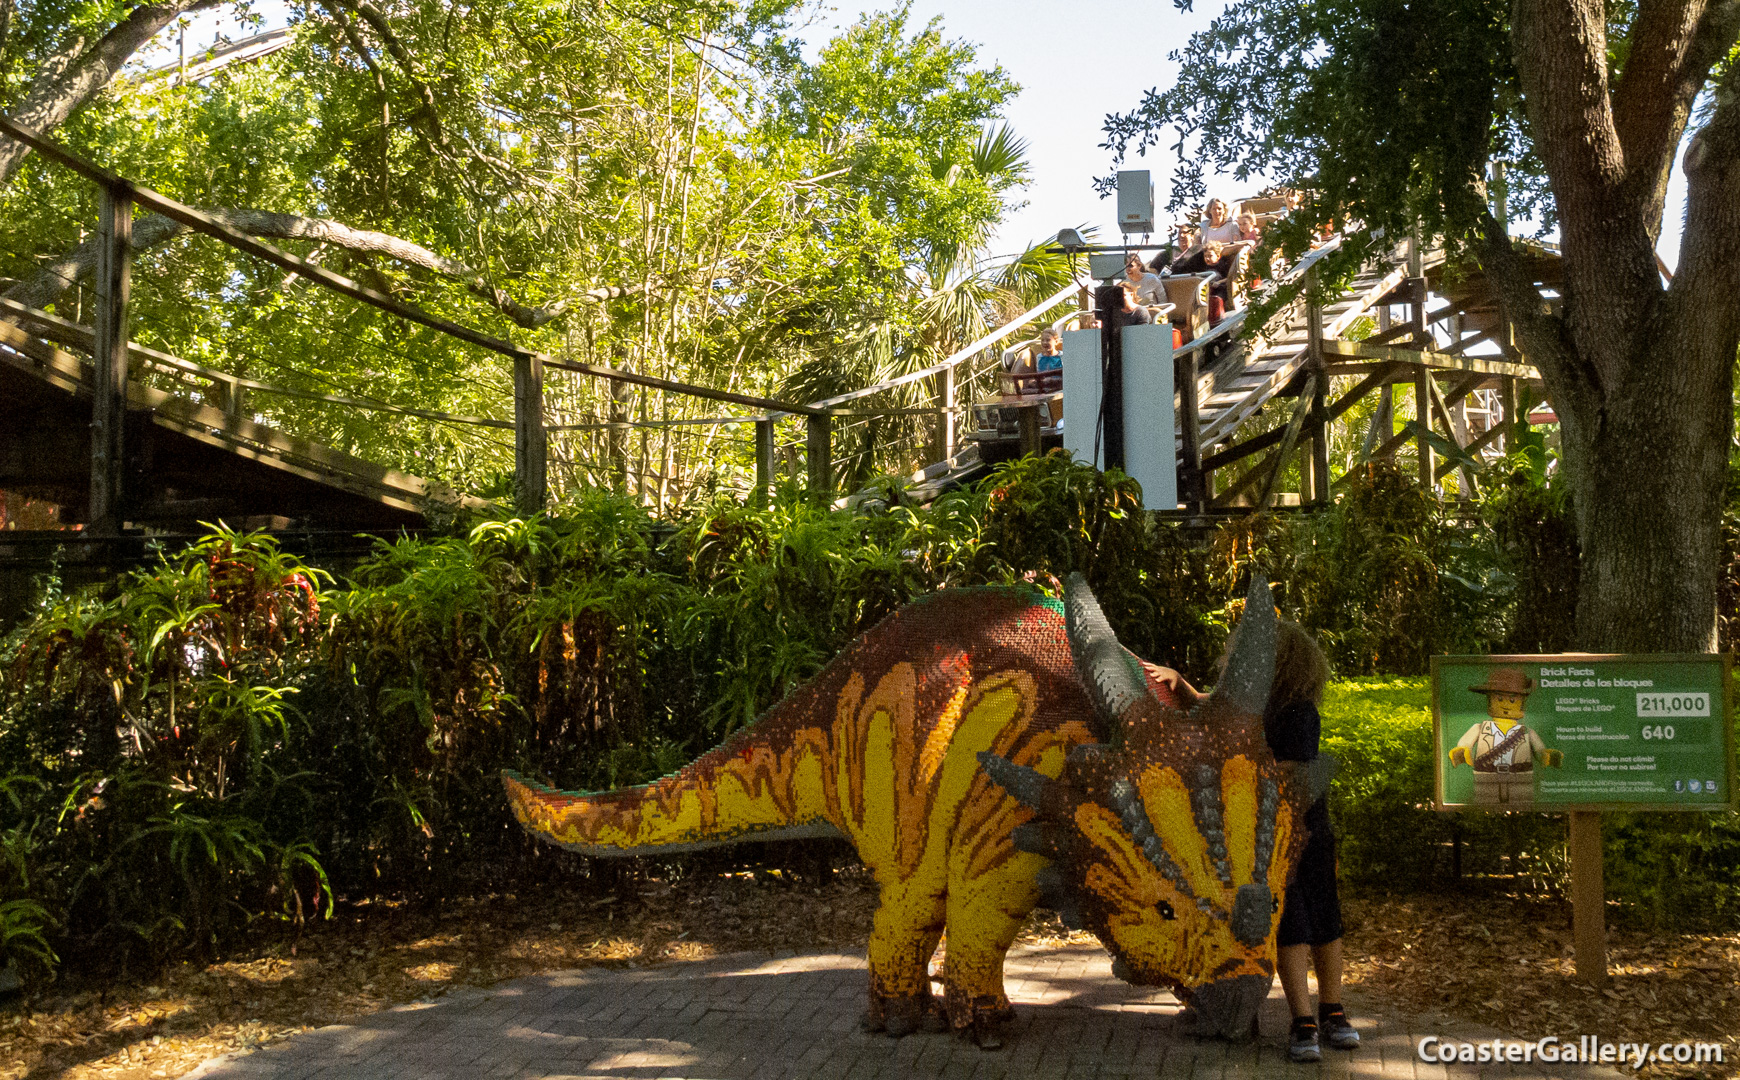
[939,854,1042,1046]
[862,887,946,1037]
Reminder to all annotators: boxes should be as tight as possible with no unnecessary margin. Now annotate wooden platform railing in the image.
[0,111,1554,522]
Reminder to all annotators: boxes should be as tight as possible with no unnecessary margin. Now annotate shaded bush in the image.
[2,449,1734,985]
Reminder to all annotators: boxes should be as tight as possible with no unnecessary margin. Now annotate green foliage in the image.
[0,527,337,978]
[4,450,1737,986]
[1,0,1028,505]
[1101,0,1551,268]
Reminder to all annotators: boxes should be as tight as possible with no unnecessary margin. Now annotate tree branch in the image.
[1668,61,1740,362]
[1511,0,1628,206]
[1,207,643,328]
[1611,0,1740,240]
[0,0,222,183]
[1475,212,1597,418]
[313,0,556,194]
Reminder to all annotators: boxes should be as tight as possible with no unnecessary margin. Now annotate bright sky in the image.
[156,0,1692,271]
[801,0,1691,272]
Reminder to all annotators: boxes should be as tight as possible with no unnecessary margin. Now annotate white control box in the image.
[1059,325,1177,510]
[1117,170,1155,234]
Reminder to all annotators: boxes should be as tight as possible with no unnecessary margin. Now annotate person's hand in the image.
[1145,666,1202,703]
[1541,748,1563,767]
[1448,746,1472,767]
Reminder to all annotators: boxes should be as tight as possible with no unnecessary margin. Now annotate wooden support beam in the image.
[1499,376,1519,455]
[1415,367,1435,494]
[1310,371,1330,505]
[1433,420,1506,480]
[806,414,831,504]
[1424,372,1481,496]
[1256,374,1316,511]
[934,366,955,463]
[754,419,774,503]
[1442,325,1500,357]
[1210,445,1285,508]
[1016,403,1042,457]
[513,352,546,514]
[1570,811,1608,984]
[1200,366,1393,473]
[1321,339,1540,379]
[1357,384,1392,462]
[90,182,133,534]
[1177,350,1204,509]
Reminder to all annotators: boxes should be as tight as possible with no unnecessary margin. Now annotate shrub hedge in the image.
[0,452,1734,987]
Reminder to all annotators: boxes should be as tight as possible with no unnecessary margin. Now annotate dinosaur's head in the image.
[979,573,1320,1039]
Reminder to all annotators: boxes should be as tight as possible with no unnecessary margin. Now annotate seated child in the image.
[1034,328,1063,371]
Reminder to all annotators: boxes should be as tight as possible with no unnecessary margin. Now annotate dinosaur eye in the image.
[1272,897,1281,914]
[1156,900,1177,921]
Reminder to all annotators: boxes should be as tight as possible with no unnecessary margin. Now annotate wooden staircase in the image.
[1184,254,1418,459]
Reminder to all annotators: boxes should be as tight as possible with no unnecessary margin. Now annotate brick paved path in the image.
[181,945,1622,1080]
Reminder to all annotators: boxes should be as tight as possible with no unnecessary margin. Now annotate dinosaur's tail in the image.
[502,724,843,856]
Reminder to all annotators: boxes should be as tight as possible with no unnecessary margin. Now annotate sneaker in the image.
[1289,1020,1322,1063]
[1320,1010,1361,1050]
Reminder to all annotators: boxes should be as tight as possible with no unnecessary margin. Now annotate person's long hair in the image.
[1271,619,1329,706]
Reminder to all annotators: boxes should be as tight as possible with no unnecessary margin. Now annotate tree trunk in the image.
[1502,0,1740,654]
[1555,322,1732,653]
[0,0,221,183]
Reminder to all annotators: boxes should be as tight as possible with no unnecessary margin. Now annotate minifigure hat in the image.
[1468,667,1534,696]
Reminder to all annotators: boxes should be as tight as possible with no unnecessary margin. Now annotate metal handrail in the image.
[772,280,1081,419]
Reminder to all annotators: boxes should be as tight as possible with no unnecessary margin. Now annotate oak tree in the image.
[1109,0,1740,651]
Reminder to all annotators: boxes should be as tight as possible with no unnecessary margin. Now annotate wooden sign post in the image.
[1432,654,1735,986]
[1568,809,1606,983]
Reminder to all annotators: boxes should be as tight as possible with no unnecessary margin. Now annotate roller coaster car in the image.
[965,363,1064,463]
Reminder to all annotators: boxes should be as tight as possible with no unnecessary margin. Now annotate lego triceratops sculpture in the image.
[503,574,1323,1044]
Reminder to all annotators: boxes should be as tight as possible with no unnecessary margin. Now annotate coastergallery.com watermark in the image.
[1417,1035,1725,1070]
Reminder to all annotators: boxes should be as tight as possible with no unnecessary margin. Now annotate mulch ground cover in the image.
[2,872,1734,1080]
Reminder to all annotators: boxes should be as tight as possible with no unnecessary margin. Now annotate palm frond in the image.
[973,123,1032,188]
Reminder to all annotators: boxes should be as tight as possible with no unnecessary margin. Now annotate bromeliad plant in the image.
[0,527,335,973]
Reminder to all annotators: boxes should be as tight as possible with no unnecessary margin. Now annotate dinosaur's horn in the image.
[1205,575,1277,718]
[1063,572,1154,744]
[977,752,1060,811]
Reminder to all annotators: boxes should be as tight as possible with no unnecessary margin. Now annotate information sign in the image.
[1431,654,1734,811]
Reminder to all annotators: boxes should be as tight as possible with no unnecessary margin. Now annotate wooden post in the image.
[935,365,956,465]
[1304,265,1330,504]
[1177,350,1204,510]
[513,351,546,514]
[1310,375,1330,505]
[1016,402,1042,457]
[1499,376,1519,453]
[1415,367,1435,494]
[1377,383,1394,459]
[1569,811,1607,984]
[754,418,774,503]
[607,376,630,492]
[90,181,133,534]
[806,413,831,504]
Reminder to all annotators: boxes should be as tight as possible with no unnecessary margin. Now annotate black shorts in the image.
[1277,829,1344,948]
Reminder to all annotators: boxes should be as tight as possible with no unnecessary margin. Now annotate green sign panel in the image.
[1431,654,1735,811]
